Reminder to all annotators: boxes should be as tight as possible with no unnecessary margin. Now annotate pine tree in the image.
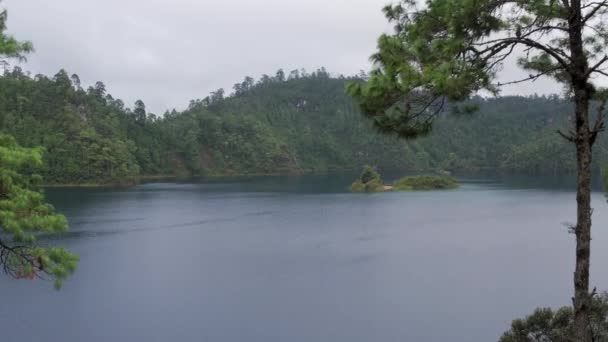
[0,134,78,288]
[348,1,608,340]
[0,3,78,288]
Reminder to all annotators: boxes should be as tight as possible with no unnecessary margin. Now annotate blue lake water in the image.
[2,174,608,342]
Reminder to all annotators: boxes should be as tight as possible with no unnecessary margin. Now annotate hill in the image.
[0,67,600,184]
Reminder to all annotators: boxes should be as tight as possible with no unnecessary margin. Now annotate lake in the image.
[2,173,608,342]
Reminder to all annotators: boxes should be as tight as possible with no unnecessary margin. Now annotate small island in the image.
[350,166,459,192]
[392,175,459,191]
[350,165,385,192]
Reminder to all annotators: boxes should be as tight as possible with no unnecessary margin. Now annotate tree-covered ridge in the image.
[0,68,141,183]
[0,67,603,184]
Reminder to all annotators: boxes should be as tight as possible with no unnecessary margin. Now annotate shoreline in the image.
[39,170,330,188]
[40,167,577,189]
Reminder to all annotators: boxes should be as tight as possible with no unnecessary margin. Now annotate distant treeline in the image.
[0,66,600,184]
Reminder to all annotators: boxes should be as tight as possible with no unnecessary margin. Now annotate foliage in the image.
[0,6,32,61]
[0,68,142,184]
[351,165,385,192]
[360,165,381,184]
[500,293,608,342]
[350,179,385,193]
[3,68,608,181]
[348,1,608,339]
[347,0,608,140]
[0,134,78,288]
[393,175,459,191]
[349,180,366,192]
[0,3,77,288]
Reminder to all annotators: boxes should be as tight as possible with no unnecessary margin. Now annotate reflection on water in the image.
[2,173,608,342]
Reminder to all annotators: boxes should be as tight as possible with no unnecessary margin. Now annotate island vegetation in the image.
[392,175,459,191]
[350,166,459,192]
[350,165,385,192]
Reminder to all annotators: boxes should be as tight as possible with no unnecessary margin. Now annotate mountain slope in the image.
[0,67,600,184]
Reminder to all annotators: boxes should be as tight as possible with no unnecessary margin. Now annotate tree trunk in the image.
[568,1,593,339]
[573,91,593,342]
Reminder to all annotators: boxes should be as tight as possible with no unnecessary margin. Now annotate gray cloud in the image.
[4,0,582,114]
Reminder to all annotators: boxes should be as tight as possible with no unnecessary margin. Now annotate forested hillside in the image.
[0,67,602,184]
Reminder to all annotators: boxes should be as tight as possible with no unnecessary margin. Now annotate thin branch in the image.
[557,129,577,142]
[518,37,573,70]
[583,1,608,24]
[594,69,608,77]
[586,56,608,78]
[590,99,607,145]
[0,237,46,280]
[471,36,572,70]
[497,67,561,86]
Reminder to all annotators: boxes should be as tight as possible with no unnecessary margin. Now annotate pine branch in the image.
[586,56,608,78]
[497,67,562,87]
[557,129,577,142]
[582,1,608,24]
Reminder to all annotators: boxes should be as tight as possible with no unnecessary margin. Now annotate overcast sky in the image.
[5,0,564,114]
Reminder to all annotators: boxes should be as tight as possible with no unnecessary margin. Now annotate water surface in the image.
[2,174,608,342]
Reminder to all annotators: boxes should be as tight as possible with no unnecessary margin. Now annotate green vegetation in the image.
[350,1,608,339]
[5,68,608,185]
[500,293,608,342]
[350,165,384,192]
[0,134,78,288]
[350,167,459,193]
[0,4,77,288]
[393,175,459,191]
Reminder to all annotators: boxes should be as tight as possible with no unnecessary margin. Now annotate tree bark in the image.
[568,1,593,340]
[573,91,593,342]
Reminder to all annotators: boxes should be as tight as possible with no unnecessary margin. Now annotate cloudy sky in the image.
[5,0,562,114]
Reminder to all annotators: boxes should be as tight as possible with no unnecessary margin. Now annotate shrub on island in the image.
[350,165,385,192]
[393,175,459,191]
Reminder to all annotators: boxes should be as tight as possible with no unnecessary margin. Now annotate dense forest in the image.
[0,66,602,184]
